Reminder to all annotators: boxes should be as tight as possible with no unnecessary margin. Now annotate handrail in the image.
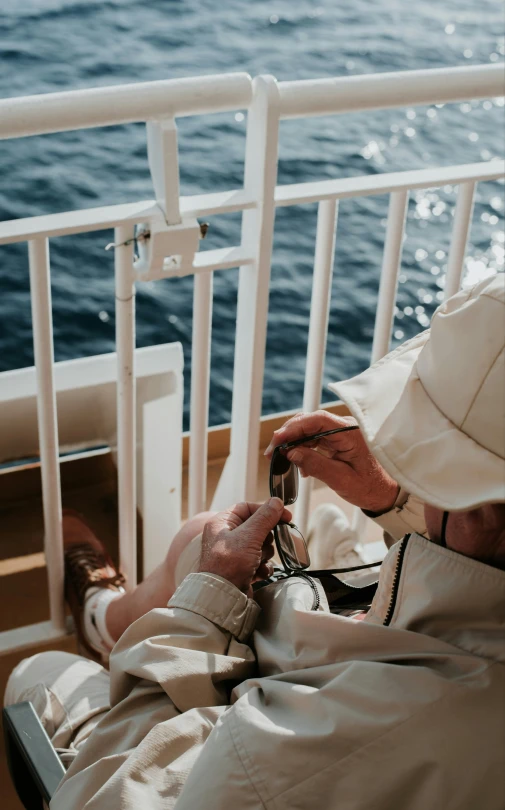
[0,161,502,246]
[1,64,502,140]
[0,72,253,139]
[278,64,505,118]
[0,63,503,652]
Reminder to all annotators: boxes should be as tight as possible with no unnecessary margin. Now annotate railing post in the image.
[146,117,182,225]
[371,190,409,363]
[211,75,281,509]
[353,190,408,539]
[188,272,214,517]
[115,225,137,588]
[445,181,476,300]
[28,238,66,633]
[295,199,339,535]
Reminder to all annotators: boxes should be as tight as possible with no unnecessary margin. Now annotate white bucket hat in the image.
[329,274,505,511]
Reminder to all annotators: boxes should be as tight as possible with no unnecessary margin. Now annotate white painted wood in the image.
[212,75,281,509]
[371,191,409,363]
[146,118,182,225]
[279,64,505,119]
[296,199,339,536]
[0,73,253,139]
[0,343,182,405]
[2,65,500,138]
[182,245,254,275]
[0,344,184,585]
[0,618,73,657]
[0,162,501,247]
[352,191,410,557]
[274,161,504,207]
[445,181,476,300]
[0,200,160,245]
[140,367,183,576]
[115,225,137,589]
[28,238,66,634]
[189,273,214,517]
[2,62,503,654]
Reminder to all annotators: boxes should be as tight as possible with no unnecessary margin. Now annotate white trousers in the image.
[3,530,206,764]
[4,503,358,763]
[4,651,110,765]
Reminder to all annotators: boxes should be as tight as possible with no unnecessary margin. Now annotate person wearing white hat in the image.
[269,273,505,572]
[5,275,505,810]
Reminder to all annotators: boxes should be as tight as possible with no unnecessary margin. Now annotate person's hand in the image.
[197,499,291,596]
[265,410,399,514]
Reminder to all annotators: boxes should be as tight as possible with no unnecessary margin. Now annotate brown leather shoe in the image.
[63,509,126,662]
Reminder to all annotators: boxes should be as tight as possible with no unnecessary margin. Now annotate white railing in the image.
[0,63,503,651]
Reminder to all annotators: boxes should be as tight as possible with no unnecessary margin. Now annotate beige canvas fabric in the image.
[40,533,505,810]
[5,651,111,767]
[369,488,428,541]
[329,275,505,510]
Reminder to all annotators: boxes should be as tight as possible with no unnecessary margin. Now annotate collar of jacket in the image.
[366,533,505,663]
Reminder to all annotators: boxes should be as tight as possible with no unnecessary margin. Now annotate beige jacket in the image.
[52,533,505,810]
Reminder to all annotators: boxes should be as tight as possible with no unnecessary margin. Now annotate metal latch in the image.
[106,217,209,281]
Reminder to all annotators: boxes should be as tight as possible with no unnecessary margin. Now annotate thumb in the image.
[287,446,349,488]
[243,497,285,539]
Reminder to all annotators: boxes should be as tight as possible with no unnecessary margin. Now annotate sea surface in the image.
[0,0,504,428]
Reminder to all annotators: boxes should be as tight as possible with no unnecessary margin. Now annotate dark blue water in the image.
[0,0,503,428]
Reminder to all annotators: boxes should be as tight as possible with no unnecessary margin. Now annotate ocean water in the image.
[0,0,503,428]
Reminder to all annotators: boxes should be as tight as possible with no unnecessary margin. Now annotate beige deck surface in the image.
[0,443,383,809]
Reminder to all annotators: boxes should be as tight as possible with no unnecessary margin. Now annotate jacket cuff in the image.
[364,489,428,542]
[168,573,260,642]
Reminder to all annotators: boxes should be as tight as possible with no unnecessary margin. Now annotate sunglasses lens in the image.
[277,523,310,570]
[271,451,298,505]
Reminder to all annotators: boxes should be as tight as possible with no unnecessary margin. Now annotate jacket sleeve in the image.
[51,573,260,810]
[364,488,428,542]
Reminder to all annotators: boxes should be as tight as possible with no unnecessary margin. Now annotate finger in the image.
[254,560,275,581]
[264,411,355,456]
[224,501,291,528]
[244,501,291,525]
[261,536,275,562]
[216,501,274,532]
[264,411,305,457]
[286,445,353,488]
[241,497,285,538]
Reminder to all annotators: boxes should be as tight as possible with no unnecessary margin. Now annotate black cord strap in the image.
[440,511,449,547]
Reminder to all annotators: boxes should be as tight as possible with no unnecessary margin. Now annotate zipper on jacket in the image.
[383,534,410,626]
[291,571,321,611]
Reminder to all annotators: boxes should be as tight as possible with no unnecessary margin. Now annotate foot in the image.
[307,503,369,581]
[63,509,126,662]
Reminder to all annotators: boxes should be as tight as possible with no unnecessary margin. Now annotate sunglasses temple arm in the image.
[307,559,383,576]
[281,425,359,450]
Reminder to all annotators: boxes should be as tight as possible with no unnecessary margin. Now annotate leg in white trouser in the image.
[307,503,364,569]
[4,650,110,766]
[307,503,382,586]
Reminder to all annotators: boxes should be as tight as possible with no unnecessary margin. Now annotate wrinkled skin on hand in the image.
[198,498,291,596]
[265,410,399,514]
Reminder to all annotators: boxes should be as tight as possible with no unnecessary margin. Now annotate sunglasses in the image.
[269,425,360,573]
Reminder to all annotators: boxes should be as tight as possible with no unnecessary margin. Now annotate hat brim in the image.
[329,332,505,511]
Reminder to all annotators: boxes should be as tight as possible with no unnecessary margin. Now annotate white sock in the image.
[83,587,124,654]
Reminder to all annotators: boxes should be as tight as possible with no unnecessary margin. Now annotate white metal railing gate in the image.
[0,63,503,653]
